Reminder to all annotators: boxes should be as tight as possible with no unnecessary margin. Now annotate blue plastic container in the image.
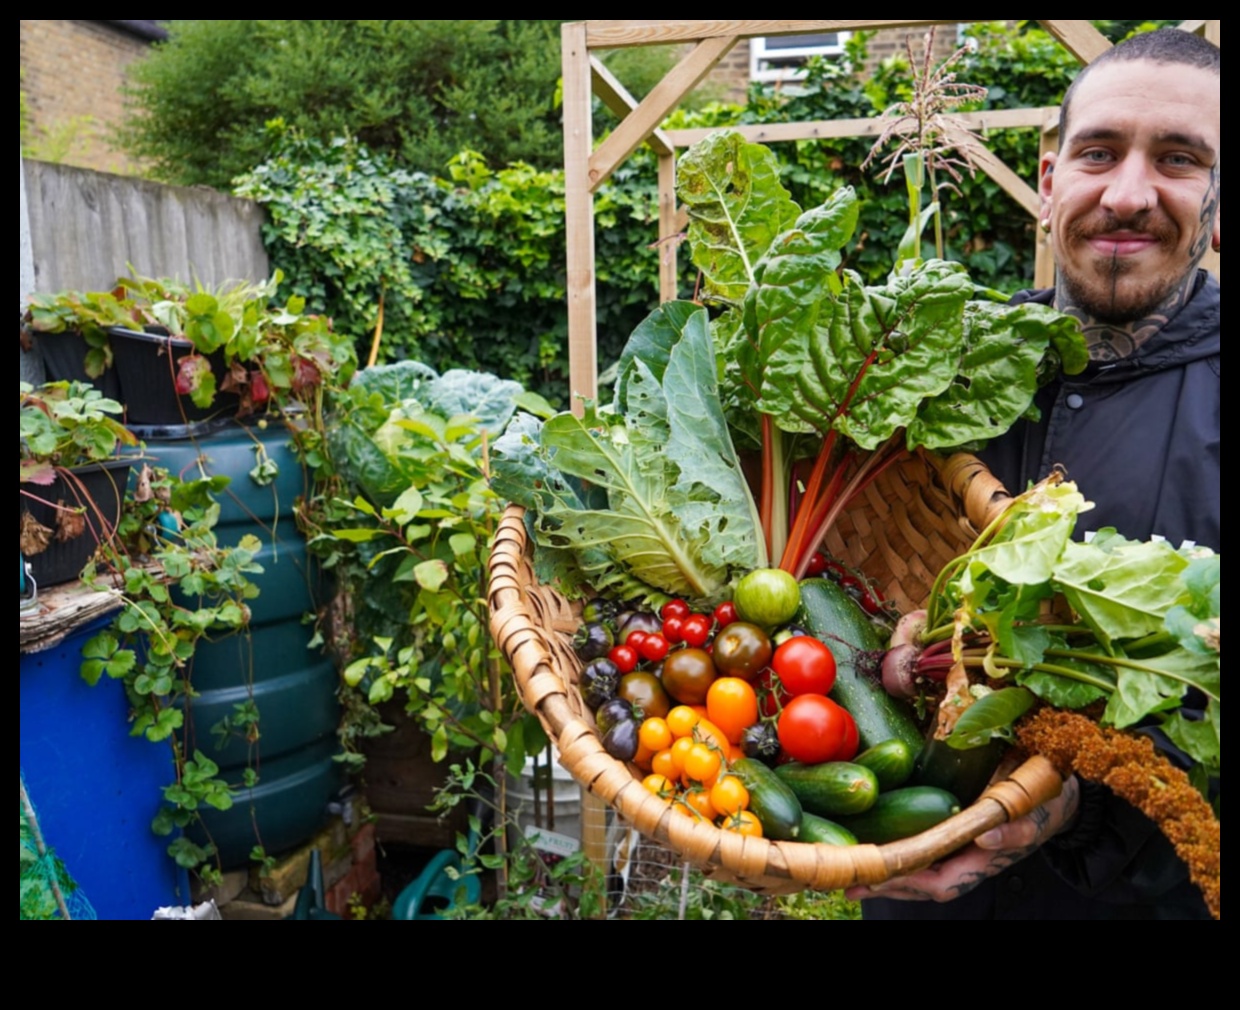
[20,616,189,919]
[142,419,343,868]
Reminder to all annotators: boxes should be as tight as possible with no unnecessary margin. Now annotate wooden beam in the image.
[562,22,599,411]
[1034,110,1057,291]
[1204,20,1220,46]
[657,153,679,303]
[947,128,1040,219]
[1036,20,1112,64]
[589,56,674,157]
[588,36,737,193]
[1177,19,1207,34]
[584,20,962,48]
[665,107,1056,148]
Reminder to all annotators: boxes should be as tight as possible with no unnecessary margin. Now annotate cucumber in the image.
[854,738,917,790]
[729,758,803,840]
[795,579,924,753]
[775,761,880,818]
[913,736,1007,807]
[798,812,858,846]
[837,786,961,844]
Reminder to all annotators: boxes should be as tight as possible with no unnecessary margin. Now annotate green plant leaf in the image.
[946,687,1036,749]
[908,300,1085,449]
[414,559,450,591]
[1054,537,1190,648]
[759,260,972,447]
[678,130,801,305]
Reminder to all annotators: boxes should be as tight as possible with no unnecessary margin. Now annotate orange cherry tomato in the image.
[684,787,718,821]
[642,773,676,798]
[666,705,700,739]
[721,809,763,838]
[639,717,673,753]
[683,741,723,786]
[651,748,677,780]
[709,774,750,817]
[706,677,759,744]
[669,736,696,777]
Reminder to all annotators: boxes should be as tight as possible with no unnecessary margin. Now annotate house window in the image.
[750,32,852,82]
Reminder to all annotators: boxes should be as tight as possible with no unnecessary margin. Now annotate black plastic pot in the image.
[35,327,123,401]
[19,458,133,589]
[108,326,238,432]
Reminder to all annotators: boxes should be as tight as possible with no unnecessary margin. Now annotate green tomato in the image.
[732,568,801,629]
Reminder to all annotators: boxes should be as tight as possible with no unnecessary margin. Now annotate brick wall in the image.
[20,20,152,175]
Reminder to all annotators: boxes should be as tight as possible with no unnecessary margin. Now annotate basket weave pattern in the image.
[488,451,1063,893]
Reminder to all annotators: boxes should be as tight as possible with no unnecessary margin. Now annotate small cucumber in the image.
[854,738,917,790]
[730,758,803,840]
[775,761,880,818]
[795,579,923,753]
[798,812,858,846]
[837,786,961,844]
[913,736,1007,807]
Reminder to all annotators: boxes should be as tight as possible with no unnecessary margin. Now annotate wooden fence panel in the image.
[22,159,268,296]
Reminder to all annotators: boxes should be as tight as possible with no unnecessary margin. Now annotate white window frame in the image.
[749,32,852,82]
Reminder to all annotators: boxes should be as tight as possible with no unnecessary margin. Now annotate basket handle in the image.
[937,452,1013,534]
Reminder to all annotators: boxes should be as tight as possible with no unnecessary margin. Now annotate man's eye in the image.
[1163,153,1197,168]
[1082,149,1114,163]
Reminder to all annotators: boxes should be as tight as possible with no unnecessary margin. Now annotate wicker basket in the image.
[488,450,1064,894]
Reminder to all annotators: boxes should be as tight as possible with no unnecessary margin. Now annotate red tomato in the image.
[771,636,837,697]
[661,599,691,621]
[834,707,859,762]
[626,630,649,651]
[805,552,828,576]
[662,615,686,644]
[680,613,712,649]
[712,601,738,628]
[638,633,670,663]
[777,694,849,764]
[608,644,638,674]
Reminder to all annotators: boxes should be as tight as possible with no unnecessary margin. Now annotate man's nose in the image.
[1100,154,1157,219]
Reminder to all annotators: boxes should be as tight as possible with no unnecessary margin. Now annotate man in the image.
[854,27,1220,919]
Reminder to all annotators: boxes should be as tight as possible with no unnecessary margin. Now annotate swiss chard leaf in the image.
[908,300,1085,450]
[1163,553,1220,656]
[759,261,972,448]
[677,131,801,305]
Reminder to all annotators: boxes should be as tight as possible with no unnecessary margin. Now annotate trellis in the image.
[562,19,1221,404]
[559,17,1220,881]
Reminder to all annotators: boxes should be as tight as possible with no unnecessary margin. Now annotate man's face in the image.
[1041,59,1220,323]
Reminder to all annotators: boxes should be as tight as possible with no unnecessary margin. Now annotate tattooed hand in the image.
[844,776,1081,903]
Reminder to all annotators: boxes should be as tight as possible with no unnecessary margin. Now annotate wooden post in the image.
[562,22,598,415]
[657,152,679,303]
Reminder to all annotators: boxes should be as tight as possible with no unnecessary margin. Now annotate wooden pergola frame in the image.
[562,19,1221,405]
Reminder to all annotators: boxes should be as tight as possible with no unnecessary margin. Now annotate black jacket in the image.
[865,270,1219,920]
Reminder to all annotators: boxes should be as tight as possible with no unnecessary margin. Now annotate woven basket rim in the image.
[487,452,1063,893]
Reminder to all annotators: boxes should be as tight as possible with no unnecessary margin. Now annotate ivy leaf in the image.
[413,559,450,591]
[946,687,1036,749]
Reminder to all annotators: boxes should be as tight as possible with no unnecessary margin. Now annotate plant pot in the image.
[35,328,123,401]
[19,458,132,589]
[108,326,239,431]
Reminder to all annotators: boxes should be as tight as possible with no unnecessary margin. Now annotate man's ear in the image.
[1039,152,1057,226]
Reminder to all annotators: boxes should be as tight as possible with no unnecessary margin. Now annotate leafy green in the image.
[492,303,763,604]
[677,131,801,305]
[1054,536,1190,650]
[947,688,1036,749]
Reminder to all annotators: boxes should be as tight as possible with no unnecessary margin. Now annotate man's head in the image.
[1041,29,1220,325]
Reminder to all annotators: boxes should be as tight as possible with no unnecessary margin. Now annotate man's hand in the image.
[844,776,1081,903]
